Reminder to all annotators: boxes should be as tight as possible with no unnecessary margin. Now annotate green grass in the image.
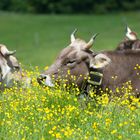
[1,80,140,140]
[0,11,140,68]
[0,12,140,140]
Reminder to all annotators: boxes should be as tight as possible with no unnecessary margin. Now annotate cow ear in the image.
[125,26,137,40]
[0,45,16,56]
[84,33,99,50]
[90,54,111,69]
[71,29,77,43]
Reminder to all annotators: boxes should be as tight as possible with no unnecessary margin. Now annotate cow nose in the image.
[37,74,54,87]
[37,74,45,85]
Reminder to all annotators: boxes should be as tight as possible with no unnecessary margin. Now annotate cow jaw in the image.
[1,64,11,80]
[3,72,15,86]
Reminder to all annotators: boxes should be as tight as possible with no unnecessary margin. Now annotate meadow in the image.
[0,11,140,67]
[0,12,140,140]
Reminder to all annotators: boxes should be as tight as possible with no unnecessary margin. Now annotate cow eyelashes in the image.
[66,59,76,67]
[67,59,76,64]
[13,66,20,70]
[100,58,107,62]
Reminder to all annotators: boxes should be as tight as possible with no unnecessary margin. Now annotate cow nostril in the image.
[37,74,54,87]
[37,74,46,85]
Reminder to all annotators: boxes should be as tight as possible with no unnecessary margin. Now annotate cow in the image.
[0,44,30,88]
[116,26,140,51]
[37,30,140,97]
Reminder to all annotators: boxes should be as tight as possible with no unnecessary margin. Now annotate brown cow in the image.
[37,30,140,96]
[0,44,30,88]
[116,26,140,51]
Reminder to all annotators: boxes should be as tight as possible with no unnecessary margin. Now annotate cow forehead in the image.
[58,47,77,59]
[58,39,87,59]
[70,39,87,47]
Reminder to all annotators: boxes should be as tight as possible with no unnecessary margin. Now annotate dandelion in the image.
[74,98,77,102]
[44,66,48,70]
[119,123,123,127]
[21,137,26,140]
[93,137,98,140]
[55,133,61,139]
[111,129,117,134]
[128,105,136,111]
[67,69,70,75]
[105,118,112,126]
[92,122,98,130]
[124,121,128,125]
[118,135,122,139]
[49,130,53,134]
[138,130,140,135]
[97,114,102,119]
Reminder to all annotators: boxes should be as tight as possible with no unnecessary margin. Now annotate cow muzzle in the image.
[37,74,54,87]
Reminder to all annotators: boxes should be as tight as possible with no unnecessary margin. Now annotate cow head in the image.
[0,44,21,86]
[37,30,99,88]
[116,26,139,51]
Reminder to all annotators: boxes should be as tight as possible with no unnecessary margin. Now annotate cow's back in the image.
[101,51,140,93]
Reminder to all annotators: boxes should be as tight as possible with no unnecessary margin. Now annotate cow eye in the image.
[13,66,20,70]
[66,59,76,67]
[100,58,107,62]
[67,60,76,64]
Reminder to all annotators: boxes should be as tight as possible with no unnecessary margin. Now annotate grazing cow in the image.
[37,30,140,96]
[116,26,140,51]
[0,44,30,88]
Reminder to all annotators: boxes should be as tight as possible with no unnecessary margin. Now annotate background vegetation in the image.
[0,12,140,69]
[0,0,140,14]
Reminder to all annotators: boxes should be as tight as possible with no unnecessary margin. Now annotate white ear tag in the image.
[90,54,111,69]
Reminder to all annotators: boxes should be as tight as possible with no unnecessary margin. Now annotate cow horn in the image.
[71,28,77,43]
[6,50,16,56]
[84,33,99,50]
[125,26,137,40]
[0,44,16,56]
[126,25,132,34]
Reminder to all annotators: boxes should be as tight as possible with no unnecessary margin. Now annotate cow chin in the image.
[3,72,15,87]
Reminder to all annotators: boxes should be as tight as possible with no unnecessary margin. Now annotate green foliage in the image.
[0,0,11,10]
[0,0,140,14]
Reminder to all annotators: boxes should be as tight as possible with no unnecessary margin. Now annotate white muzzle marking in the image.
[41,74,54,87]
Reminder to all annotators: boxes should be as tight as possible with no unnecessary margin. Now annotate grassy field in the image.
[0,11,140,68]
[0,12,140,140]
